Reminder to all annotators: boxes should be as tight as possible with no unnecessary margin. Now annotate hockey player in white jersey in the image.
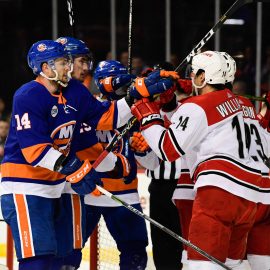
[219,51,270,270]
[131,51,262,270]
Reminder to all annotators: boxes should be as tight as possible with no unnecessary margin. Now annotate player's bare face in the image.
[54,57,72,83]
[72,56,90,82]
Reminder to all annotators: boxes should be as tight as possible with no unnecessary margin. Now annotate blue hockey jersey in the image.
[1,79,131,198]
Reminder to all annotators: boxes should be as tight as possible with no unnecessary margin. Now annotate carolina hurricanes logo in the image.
[56,37,67,45]
[37,43,47,52]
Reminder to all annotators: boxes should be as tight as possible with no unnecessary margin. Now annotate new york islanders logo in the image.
[37,43,47,52]
[98,61,107,68]
[51,121,76,155]
[56,37,68,45]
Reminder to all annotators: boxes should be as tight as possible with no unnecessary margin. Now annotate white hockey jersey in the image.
[142,89,262,203]
[238,97,270,203]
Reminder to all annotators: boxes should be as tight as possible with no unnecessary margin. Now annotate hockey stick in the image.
[127,0,133,74]
[95,185,232,270]
[92,116,137,170]
[174,0,270,72]
[237,94,267,102]
[66,0,75,37]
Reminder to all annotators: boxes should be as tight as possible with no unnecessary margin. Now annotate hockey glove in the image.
[129,132,149,153]
[60,156,103,195]
[129,70,177,99]
[97,74,135,99]
[131,98,164,131]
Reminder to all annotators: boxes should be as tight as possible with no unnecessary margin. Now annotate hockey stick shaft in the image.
[174,0,269,72]
[96,185,231,270]
[66,0,75,37]
[92,116,137,170]
[127,0,133,74]
[237,94,267,102]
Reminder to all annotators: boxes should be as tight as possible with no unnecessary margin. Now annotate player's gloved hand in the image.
[131,98,164,131]
[97,74,135,96]
[176,79,192,95]
[129,70,176,99]
[257,92,270,130]
[129,132,149,152]
[60,156,103,195]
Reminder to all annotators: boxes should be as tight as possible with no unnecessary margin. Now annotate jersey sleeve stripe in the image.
[21,143,52,164]
[161,129,183,162]
[168,128,185,155]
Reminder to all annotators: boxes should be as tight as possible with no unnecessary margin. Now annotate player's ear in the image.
[41,62,49,74]
[195,70,205,83]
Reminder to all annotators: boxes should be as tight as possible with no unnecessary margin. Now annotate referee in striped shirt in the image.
[146,159,183,270]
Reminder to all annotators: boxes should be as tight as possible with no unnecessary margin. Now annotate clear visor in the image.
[48,57,72,70]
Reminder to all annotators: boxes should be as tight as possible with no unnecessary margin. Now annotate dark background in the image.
[0,0,270,111]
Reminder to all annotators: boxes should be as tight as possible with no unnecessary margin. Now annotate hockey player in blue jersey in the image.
[54,38,164,270]
[53,37,134,270]
[0,39,176,270]
[1,40,176,270]
[84,60,152,270]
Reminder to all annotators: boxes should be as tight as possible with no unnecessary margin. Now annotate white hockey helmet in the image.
[219,52,236,83]
[191,51,227,85]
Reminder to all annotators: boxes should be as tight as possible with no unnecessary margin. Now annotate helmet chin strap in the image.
[40,69,70,87]
[191,77,206,96]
